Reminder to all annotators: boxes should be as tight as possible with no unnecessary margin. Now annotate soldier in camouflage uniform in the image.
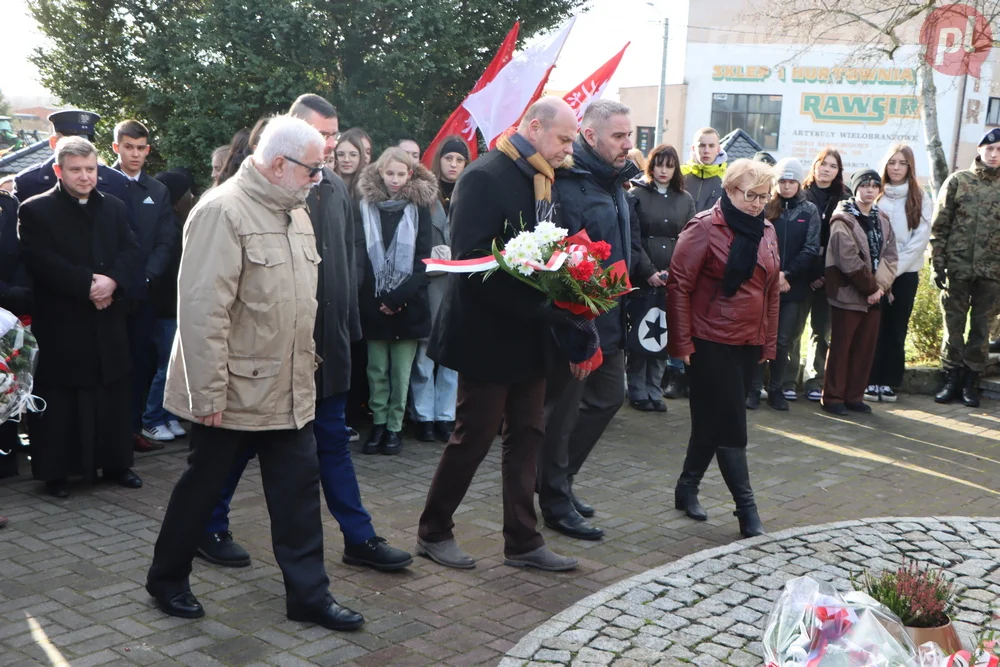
[930,129,1000,408]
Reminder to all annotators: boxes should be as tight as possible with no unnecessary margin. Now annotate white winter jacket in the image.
[878,182,932,276]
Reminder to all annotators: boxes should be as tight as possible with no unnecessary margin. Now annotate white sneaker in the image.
[783,389,798,402]
[165,420,187,437]
[864,385,880,402]
[879,386,897,402]
[347,427,360,443]
[142,425,175,442]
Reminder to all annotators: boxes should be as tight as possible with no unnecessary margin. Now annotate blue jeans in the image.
[409,340,458,422]
[667,357,685,371]
[142,318,179,429]
[205,393,376,546]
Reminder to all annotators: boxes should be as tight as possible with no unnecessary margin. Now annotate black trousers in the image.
[753,300,807,393]
[869,271,919,387]
[689,338,759,450]
[539,350,625,519]
[146,424,333,614]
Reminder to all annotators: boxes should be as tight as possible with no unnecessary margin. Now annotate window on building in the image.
[987,97,1000,126]
[710,93,782,150]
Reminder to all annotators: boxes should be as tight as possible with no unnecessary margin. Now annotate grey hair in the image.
[253,116,324,167]
[55,136,98,167]
[581,100,631,130]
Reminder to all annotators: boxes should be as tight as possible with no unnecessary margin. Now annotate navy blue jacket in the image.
[0,190,30,314]
[770,191,821,302]
[111,162,177,298]
[553,138,642,354]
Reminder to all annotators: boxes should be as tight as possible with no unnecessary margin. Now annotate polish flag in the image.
[564,43,631,122]
[462,17,576,147]
[421,22,520,169]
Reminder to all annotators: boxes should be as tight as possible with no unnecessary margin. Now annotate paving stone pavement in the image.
[500,517,1000,666]
[1,394,1000,666]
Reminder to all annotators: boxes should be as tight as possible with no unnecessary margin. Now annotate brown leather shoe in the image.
[133,433,164,452]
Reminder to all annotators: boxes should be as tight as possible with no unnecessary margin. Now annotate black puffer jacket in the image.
[769,190,821,302]
[356,162,436,341]
[805,181,851,280]
[553,138,643,354]
[628,177,697,277]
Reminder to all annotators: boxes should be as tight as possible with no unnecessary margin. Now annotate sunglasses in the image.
[284,155,324,178]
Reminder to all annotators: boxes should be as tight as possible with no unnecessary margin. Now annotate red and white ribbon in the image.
[424,250,568,274]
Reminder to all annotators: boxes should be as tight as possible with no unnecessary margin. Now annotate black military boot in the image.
[934,367,962,404]
[962,370,981,408]
[715,447,766,538]
[674,437,713,521]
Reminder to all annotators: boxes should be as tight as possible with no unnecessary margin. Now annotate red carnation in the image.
[590,241,612,261]
[568,259,596,282]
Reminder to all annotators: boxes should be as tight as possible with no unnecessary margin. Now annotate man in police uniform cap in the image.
[16,111,133,205]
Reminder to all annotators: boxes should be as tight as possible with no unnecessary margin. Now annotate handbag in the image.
[626,286,669,359]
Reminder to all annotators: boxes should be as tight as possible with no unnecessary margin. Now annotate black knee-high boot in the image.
[674,436,714,521]
[715,446,765,537]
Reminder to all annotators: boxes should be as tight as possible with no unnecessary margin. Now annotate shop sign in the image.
[800,93,920,124]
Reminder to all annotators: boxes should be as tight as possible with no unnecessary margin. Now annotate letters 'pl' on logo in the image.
[919,3,993,77]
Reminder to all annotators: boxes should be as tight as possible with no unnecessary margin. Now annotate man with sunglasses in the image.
[146,116,364,632]
[195,95,412,575]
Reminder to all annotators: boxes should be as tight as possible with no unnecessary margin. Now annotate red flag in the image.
[490,40,629,148]
[422,22,520,168]
[563,43,630,122]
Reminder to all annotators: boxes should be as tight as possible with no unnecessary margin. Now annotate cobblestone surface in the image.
[502,517,1000,666]
[1,394,1000,665]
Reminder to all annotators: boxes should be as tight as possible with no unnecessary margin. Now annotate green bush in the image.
[906,263,943,365]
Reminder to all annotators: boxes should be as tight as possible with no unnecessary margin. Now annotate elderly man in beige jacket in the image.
[145,116,364,632]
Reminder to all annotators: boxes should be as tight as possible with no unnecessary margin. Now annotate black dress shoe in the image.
[343,536,413,571]
[288,602,364,631]
[768,393,789,412]
[414,421,435,442]
[45,479,69,498]
[544,511,604,540]
[821,402,849,416]
[571,493,595,518]
[746,392,760,410]
[104,468,143,488]
[362,425,386,455]
[196,531,251,567]
[845,401,872,414]
[383,431,402,455]
[152,590,205,619]
[650,400,667,413]
[433,420,454,443]
[629,399,655,412]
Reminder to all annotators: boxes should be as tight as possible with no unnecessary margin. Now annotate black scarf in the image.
[844,198,883,272]
[719,192,766,297]
[440,179,456,214]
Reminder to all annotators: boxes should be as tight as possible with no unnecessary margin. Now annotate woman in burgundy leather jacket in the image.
[665,159,780,538]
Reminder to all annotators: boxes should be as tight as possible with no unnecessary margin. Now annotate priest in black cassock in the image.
[17,136,142,498]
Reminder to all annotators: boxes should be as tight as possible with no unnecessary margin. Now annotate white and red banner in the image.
[564,42,630,122]
[421,22,520,169]
[462,17,576,147]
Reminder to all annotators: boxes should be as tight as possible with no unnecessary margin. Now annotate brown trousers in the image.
[418,374,546,555]
[823,306,881,405]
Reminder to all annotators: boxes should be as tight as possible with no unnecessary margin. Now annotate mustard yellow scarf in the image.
[497,133,555,203]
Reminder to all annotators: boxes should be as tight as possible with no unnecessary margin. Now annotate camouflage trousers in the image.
[941,277,1000,372]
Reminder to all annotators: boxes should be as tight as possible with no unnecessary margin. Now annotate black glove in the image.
[932,265,947,290]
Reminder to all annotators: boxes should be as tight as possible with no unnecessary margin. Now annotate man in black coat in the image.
[0,188,27,485]
[194,95,412,573]
[111,120,177,451]
[417,97,582,572]
[17,137,141,498]
[541,100,642,540]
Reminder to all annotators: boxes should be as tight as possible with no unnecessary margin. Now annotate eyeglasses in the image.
[318,130,340,141]
[284,155,324,178]
[734,186,771,204]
